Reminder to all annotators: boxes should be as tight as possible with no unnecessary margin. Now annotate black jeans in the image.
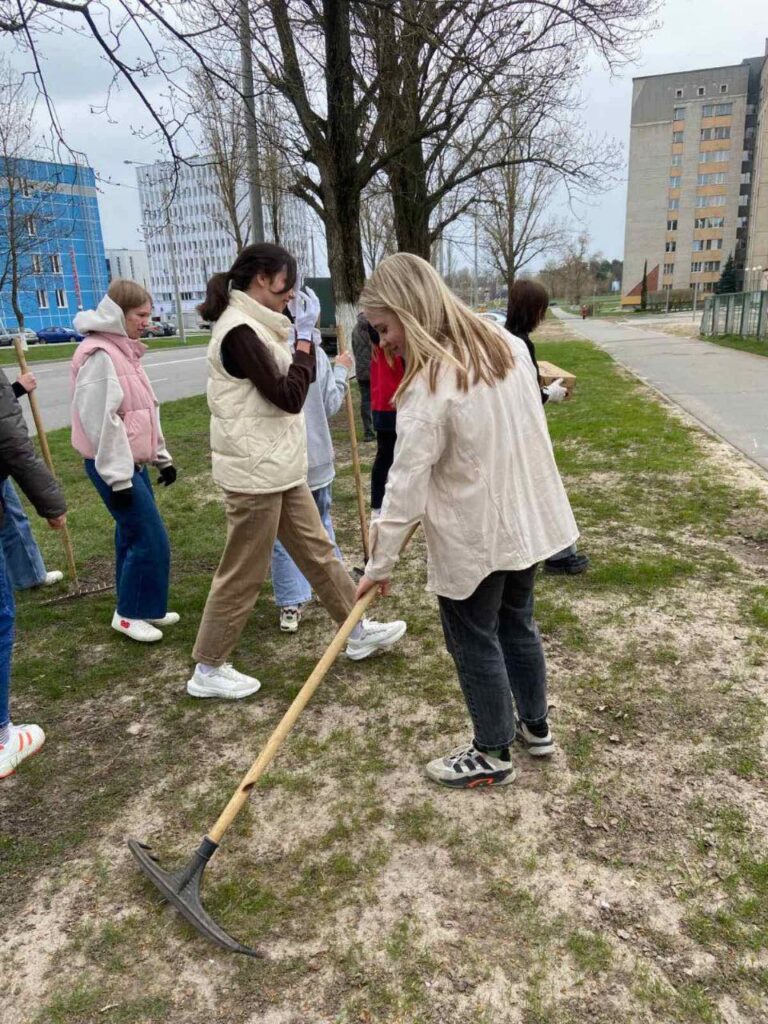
[371,429,397,510]
[438,567,548,751]
[358,380,373,438]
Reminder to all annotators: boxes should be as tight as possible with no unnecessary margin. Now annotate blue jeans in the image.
[0,542,16,730]
[0,479,47,590]
[85,461,170,619]
[438,566,548,751]
[271,483,342,607]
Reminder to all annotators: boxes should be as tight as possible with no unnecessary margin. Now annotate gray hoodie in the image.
[303,329,349,490]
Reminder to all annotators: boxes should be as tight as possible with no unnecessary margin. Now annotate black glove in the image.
[112,487,133,509]
[157,465,177,487]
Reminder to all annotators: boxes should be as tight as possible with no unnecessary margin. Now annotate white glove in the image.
[543,378,568,403]
[291,287,321,339]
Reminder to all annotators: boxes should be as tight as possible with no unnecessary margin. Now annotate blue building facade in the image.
[0,158,108,334]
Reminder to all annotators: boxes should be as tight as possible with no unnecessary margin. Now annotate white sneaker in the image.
[345,618,407,661]
[111,612,163,643]
[146,612,180,627]
[0,724,45,779]
[279,606,301,633]
[42,570,64,587]
[186,663,262,700]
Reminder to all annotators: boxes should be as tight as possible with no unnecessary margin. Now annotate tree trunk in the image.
[388,143,431,258]
[322,0,366,338]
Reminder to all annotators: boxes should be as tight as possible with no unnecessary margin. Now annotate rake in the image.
[128,562,410,955]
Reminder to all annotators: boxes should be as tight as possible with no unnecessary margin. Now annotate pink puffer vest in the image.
[70,333,160,464]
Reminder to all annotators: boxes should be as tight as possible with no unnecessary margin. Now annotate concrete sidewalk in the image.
[553,308,768,474]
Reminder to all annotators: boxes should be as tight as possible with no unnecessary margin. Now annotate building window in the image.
[700,126,731,141]
[741,172,751,185]
[720,84,728,94]
[673,106,686,120]
[698,172,726,185]
[26,215,37,236]
[695,195,726,207]
[672,131,684,143]
[693,239,723,251]
[31,253,43,274]
[50,253,62,274]
[665,241,677,252]
[55,289,67,308]
[702,103,733,117]
[699,149,729,163]
[695,216,725,229]
[704,260,720,272]
[669,175,681,188]
[675,88,684,98]
[667,219,678,231]
[37,289,48,309]
[691,261,703,273]
[671,153,682,166]
[697,86,705,96]
[664,263,675,275]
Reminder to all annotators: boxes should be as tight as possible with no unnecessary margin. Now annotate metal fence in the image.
[701,290,768,340]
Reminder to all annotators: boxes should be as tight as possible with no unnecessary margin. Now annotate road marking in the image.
[148,377,169,383]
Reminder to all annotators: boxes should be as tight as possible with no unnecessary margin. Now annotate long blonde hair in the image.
[360,253,514,398]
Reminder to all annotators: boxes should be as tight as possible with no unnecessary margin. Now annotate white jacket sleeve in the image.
[73,352,135,490]
[365,407,446,581]
[316,345,348,419]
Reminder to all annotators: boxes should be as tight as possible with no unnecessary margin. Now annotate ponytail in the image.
[198,242,297,322]
[198,272,231,322]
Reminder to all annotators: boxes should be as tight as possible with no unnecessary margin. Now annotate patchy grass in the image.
[2,320,768,1023]
[701,332,768,358]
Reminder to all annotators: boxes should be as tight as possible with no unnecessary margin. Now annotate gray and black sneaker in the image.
[516,718,555,757]
[425,743,516,789]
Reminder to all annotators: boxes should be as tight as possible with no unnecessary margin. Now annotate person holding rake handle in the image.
[356,253,578,789]
[188,243,406,701]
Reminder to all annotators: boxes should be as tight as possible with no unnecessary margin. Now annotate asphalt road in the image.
[14,344,209,435]
[554,308,768,473]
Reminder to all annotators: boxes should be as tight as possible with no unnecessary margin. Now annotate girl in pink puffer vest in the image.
[71,279,178,644]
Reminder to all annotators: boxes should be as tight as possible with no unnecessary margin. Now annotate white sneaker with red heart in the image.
[0,724,46,779]
[111,612,163,643]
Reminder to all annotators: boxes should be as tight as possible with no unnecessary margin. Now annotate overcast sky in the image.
[2,0,767,268]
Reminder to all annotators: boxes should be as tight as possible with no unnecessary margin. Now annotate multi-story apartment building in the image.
[106,247,151,290]
[135,156,312,322]
[622,45,768,304]
[0,158,107,333]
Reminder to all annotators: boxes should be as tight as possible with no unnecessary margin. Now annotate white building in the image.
[135,156,313,324]
[105,248,151,290]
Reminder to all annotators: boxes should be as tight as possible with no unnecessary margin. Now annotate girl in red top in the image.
[368,323,405,514]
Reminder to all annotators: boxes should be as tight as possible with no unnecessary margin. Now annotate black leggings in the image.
[371,429,397,510]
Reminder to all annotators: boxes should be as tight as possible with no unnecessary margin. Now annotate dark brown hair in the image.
[198,243,297,322]
[505,279,550,337]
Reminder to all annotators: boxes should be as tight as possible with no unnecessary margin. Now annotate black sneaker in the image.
[516,719,555,757]
[425,743,516,788]
[544,552,590,575]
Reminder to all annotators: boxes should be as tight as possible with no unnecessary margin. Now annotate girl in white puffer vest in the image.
[187,243,406,701]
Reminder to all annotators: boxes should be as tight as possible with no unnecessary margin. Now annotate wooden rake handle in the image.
[336,323,370,562]
[13,339,79,584]
[207,524,418,845]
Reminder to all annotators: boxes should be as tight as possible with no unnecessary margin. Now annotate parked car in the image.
[36,326,84,344]
[0,328,38,348]
[141,323,165,339]
[478,310,507,326]
[155,321,176,337]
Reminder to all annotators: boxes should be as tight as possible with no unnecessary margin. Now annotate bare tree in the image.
[478,154,569,295]
[0,61,69,342]
[189,69,250,253]
[359,183,397,273]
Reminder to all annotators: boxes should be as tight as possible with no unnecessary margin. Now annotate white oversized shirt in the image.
[365,330,579,599]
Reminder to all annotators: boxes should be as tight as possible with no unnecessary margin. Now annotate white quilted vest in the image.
[207,289,307,494]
